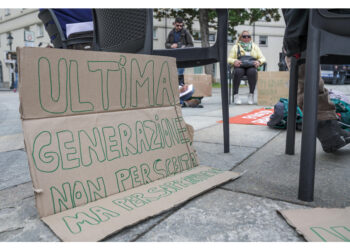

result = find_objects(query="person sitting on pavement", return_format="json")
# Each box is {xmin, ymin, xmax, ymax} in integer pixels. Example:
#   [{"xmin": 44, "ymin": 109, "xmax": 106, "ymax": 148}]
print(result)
[
  {"xmin": 178, "ymin": 80, "xmax": 203, "ymax": 108},
  {"xmin": 228, "ymin": 30, "xmax": 266, "ymax": 105},
  {"xmin": 283, "ymin": 9, "xmax": 350, "ymax": 153}
]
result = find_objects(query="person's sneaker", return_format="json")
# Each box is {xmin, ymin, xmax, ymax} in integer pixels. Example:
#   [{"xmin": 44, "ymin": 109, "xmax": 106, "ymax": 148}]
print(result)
[
  {"xmin": 234, "ymin": 94, "xmax": 242, "ymax": 105},
  {"xmin": 247, "ymin": 93, "xmax": 254, "ymax": 105},
  {"xmin": 317, "ymin": 120, "xmax": 350, "ymax": 153}
]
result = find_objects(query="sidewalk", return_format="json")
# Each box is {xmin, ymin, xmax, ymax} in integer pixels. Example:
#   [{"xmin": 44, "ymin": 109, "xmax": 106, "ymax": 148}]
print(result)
[{"xmin": 0, "ymin": 85, "xmax": 350, "ymax": 242}]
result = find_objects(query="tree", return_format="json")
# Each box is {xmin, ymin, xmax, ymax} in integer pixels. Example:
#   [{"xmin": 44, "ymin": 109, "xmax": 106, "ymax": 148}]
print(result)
[{"xmin": 154, "ymin": 9, "xmax": 281, "ymax": 79}]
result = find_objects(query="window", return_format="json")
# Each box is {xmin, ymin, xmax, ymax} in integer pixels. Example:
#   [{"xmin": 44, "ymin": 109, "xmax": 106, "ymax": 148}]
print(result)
[
  {"xmin": 153, "ymin": 27, "xmax": 157, "ymax": 39},
  {"xmin": 5, "ymin": 9, "xmax": 10, "ymax": 16},
  {"xmin": 37, "ymin": 24, "xmax": 44, "ymax": 38},
  {"xmin": 193, "ymin": 31, "xmax": 201, "ymax": 41},
  {"xmin": 259, "ymin": 36, "xmax": 268, "ymax": 47},
  {"xmin": 194, "ymin": 66, "xmax": 203, "ymax": 74},
  {"xmin": 227, "ymin": 35, "xmax": 234, "ymax": 43},
  {"xmin": 208, "ymin": 33, "xmax": 216, "ymax": 42},
  {"xmin": 192, "ymin": 32, "xmax": 216, "ymax": 42}
]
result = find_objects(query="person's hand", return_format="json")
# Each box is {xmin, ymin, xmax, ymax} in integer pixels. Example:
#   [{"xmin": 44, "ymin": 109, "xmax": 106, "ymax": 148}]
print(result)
[
  {"xmin": 171, "ymin": 43, "xmax": 178, "ymax": 49},
  {"xmin": 180, "ymin": 85, "xmax": 188, "ymax": 93},
  {"xmin": 233, "ymin": 60, "xmax": 242, "ymax": 67},
  {"xmin": 254, "ymin": 61, "xmax": 260, "ymax": 68}
]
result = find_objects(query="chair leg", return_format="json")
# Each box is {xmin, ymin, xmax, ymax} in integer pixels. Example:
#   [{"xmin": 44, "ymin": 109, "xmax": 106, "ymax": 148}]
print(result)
[
  {"xmin": 298, "ymin": 27, "xmax": 321, "ymax": 202},
  {"xmin": 285, "ymin": 57, "xmax": 299, "ymax": 155},
  {"xmin": 217, "ymin": 9, "xmax": 229, "ymax": 153},
  {"xmin": 220, "ymin": 61, "xmax": 230, "ymax": 153}
]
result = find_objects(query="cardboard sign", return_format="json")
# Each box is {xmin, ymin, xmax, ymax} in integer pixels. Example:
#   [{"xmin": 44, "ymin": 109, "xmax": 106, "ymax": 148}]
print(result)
[
  {"xmin": 18, "ymin": 47, "xmax": 239, "ymax": 241},
  {"xmin": 279, "ymin": 207, "xmax": 350, "ymax": 242},
  {"xmin": 184, "ymin": 74, "xmax": 212, "ymax": 97},
  {"xmin": 257, "ymin": 71, "xmax": 289, "ymax": 106},
  {"xmin": 217, "ymin": 108, "xmax": 274, "ymax": 126},
  {"xmin": 43, "ymin": 165, "xmax": 239, "ymax": 241}
]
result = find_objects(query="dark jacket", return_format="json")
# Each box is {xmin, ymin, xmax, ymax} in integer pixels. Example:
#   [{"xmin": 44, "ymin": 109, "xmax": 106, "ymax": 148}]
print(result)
[
  {"xmin": 165, "ymin": 28, "xmax": 194, "ymax": 49},
  {"xmin": 282, "ymin": 9, "xmax": 309, "ymax": 57},
  {"xmin": 282, "ymin": 9, "xmax": 350, "ymax": 57}
]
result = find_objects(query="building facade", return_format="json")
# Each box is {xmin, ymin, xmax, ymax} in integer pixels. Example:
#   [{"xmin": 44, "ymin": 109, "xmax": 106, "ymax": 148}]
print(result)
[{"xmin": 0, "ymin": 8, "xmax": 285, "ymax": 87}]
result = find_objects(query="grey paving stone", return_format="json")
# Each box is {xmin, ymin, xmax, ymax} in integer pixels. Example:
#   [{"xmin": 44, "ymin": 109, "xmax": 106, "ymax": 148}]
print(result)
[
  {"xmin": 194, "ymin": 123, "xmax": 281, "ymax": 148},
  {"xmin": 0, "ymin": 197, "xmax": 59, "ymax": 242},
  {"xmin": 0, "ymin": 133, "xmax": 24, "ymax": 153},
  {"xmin": 224, "ymin": 131, "xmax": 350, "ymax": 208},
  {"xmin": 105, "ymin": 210, "xmax": 174, "ymax": 242},
  {"xmin": 0, "ymin": 122, "xmax": 23, "ymax": 137},
  {"xmin": 193, "ymin": 141, "xmax": 257, "ymax": 171},
  {"xmin": 183, "ymin": 116, "xmax": 221, "ymax": 131},
  {"xmin": 0, "ymin": 182, "xmax": 176, "ymax": 242},
  {"xmin": 0, "ymin": 150, "xmax": 31, "ymax": 191},
  {"xmin": 204, "ymin": 105, "xmax": 264, "ymax": 119},
  {"xmin": 136, "ymin": 189, "xmax": 306, "ymax": 242},
  {"xmin": 0, "ymin": 93, "xmax": 22, "ymax": 137},
  {"xmin": 0, "ymin": 182, "xmax": 34, "ymax": 209}
]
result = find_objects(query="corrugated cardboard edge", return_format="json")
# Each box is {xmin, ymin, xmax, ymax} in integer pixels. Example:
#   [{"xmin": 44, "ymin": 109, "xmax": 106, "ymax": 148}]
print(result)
[
  {"xmin": 42, "ymin": 166, "xmax": 241, "ymax": 242},
  {"xmin": 278, "ymin": 207, "xmax": 350, "ymax": 242},
  {"xmin": 277, "ymin": 209, "xmax": 308, "ymax": 241}
]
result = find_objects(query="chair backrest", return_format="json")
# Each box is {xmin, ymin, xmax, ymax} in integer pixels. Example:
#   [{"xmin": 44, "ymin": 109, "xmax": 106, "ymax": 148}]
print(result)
[
  {"xmin": 92, "ymin": 9, "xmax": 227, "ymax": 68},
  {"xmin": 38, "ymin": 9, "xmax": 67, "ymax": 48},
  {"xmin": 152, "ymin": 9, "xmax": 228, "ymax": 69},
  {"xmin": 92, "ymin": 9, "xmax": 153, "ymax": 54},
  {"xmin": 309, "ymin": 9, "xmax": 350, "ymax": 63},
  {"xmin": 312, "ymin": 9, "xmax": 350, "ymax": 37}
]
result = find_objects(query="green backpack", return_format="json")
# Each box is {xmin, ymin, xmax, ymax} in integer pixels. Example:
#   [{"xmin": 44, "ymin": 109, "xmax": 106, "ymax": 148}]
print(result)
[
  {"xmin": 267, "ymin": 98, "xmax": 303, "ymax": 130},
  {"xmin": 331, "ymin": 98, "xmax": 350, "ymax": 131},
  {"xmin": 268, "ymin": 98, "xmax": 350, "ymax": 131}
]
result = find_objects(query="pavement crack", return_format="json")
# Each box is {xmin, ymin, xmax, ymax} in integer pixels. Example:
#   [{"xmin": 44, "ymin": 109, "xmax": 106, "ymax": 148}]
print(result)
[
  {"xmin": 22, "ymin": 195, "xmax": 34, "ymax": 201},
  {"xmin": 131, "ymin": 203, "xmax": 187, "ymax": 242},
  {"xmin": 0, "ymin": 227, "xmax": 24, "ymax": 235},
  {"xmin": 218, "ymin": 188, "xmax": 315, "ymax": 208},
  {"xmin": 230, "ymin": 131, "xmax": 282, "ymax": 171},
  {"xmin": 0, "ymin": 206, "xmax": 16, "ymax": 214}
]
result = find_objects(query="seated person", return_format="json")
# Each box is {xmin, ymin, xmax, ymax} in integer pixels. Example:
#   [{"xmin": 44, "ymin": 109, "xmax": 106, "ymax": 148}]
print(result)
[
  {"xmin": 283, "ymin": 9, "xmax": 350, "ymax": 153},
  {"xmin": 178, "ymin": 77, "xmax": 203, "ymax": 108},
  {"xmin": 228, "ymin": 30, "xmax": 266, "ymax": 105}
]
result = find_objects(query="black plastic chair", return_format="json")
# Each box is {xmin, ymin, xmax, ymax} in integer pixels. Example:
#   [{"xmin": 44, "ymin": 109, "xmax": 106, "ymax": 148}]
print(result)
[
  {"xmin": 92, "ymin": 9, "xmax": 230, "ymax": 153},
  {"xmin": 38, "ymin": 9, "xmax": 93, "ymax": 49},
  {"xmin": 285, "ymin": 9, "xmax": 350, "ymax": 202},
  {"xmin": 92, "ymin": 9, "xmax": 153, "ymax": 54}
]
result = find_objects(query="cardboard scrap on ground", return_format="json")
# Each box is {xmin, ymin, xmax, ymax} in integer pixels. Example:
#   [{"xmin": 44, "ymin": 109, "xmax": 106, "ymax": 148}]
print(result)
[
  {"xmin": 257, "ymin": 71, "xmax": 289, "ymax": 106},
  {"xmin": 184, "ymin": 74, "xmax": 212, "ymax": 97},
  {"xmin": 217, "ymin": 108, "xmax": 274, "ymax": 126},
  {"xmin": 279, "ymin": 207, "xmax": 350, "ymax": 242},
  {"xmin": 18, "ymin": 47, "xmax": 239, "ymax": 241}
]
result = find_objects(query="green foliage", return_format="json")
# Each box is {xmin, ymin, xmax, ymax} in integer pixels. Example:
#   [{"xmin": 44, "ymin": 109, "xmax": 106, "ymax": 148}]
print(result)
[{"xmin": 154, "ymin": 8, "xmax": 281, "ymax": 41}]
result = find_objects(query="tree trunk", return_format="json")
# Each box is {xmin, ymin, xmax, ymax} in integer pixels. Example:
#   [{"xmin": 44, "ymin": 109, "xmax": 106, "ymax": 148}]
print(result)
[{"xmin": 199, "ymin": 9, "xmax": 214, "ymax": 82}]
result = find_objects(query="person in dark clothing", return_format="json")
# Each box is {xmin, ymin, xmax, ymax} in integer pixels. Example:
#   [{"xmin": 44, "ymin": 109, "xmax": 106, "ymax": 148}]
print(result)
[
  {"xmin": 165, "ymin": 17, "xmax": 194, "ymax": 84},
  {"xmin": 165, "ymin": 17, "xmax": 194, "ymax": 50},
  {"xmin": 282, "ymin": 9, "xmax": 350, "ymax": 153},
  {"xmin": 165, "ymin": 17, "xmax": 202, "ymax": 108}
]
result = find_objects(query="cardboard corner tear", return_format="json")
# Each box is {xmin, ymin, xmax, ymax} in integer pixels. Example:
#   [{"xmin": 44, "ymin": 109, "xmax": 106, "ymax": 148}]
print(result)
[{"xmin": 18, "ymin": 47, "xmax": 240, "ymax": 241}]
